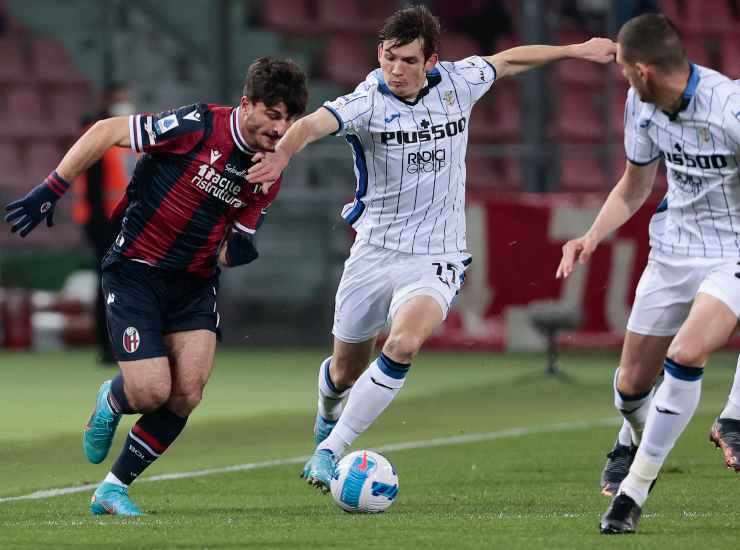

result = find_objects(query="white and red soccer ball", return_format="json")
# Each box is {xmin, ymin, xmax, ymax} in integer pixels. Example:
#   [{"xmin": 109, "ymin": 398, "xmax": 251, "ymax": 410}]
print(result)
[{"xmin": 330, "ymin": 450, "xmax": 399, "ymax": 513}]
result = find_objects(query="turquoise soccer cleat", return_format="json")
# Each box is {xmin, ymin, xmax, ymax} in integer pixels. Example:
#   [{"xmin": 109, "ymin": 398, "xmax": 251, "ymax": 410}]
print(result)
[
  {"xmin": 90, "ymin": 482, "xmax": 143, "ymax": 516},
  {"xmin": 305, "ymin": 448, "xmax": 337, "ymax": 492},
  {"xmin": 300, "ymin": 415, "xmax": 338, "ymax": 478},
  {"xmin": 83, "ymin": 380, "xmax": 121, "ymax": 464}
]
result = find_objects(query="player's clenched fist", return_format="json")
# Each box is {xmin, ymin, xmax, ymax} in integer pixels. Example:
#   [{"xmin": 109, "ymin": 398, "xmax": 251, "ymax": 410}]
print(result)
[{"xmin": 556, "ymin": 233, "xmax": 600, "ymax": 279}]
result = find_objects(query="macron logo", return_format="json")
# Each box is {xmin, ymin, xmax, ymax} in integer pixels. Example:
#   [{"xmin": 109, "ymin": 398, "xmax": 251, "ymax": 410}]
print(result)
[{"xmin": 210, "ymin": 149, "xmax": 222, "ymax": 165}]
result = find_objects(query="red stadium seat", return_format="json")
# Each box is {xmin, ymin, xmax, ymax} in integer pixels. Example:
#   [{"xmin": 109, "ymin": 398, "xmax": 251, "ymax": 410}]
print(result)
[
  {"xmin": 323, "ymin": 35, "xmax": 375, "ymax": 88},
  {"xmin": 5, "ymin": 86, "xmax": 44, "ymax": 138},
  {"xmin": 261, "ymin": 0, "xmax": 316, "ymax": 34},
  {"xmin": 469, "ymin": 84, "xmax": 521, "ymax": 143},
  {"xmin": 439, "ymin": 32, "xmax": 480, "ymax": 62},
  {"xmin": 682, "ymin": 0, "xmax": 738, "ymax": 36},
  {"xmin": 0, "ymin": 140, "xmax": 24, "ymax": 190},
  {"xmin": 25, "ymin": 141, "xmax": 62, "ymax": 185},
  {"xmin": 554, "ymin": 58, "xmax": 608, "ymax": 88},
  {"xmin": 559, "ymin": 154, "xmax": 607, "ymax": 192},
  {"xmin": 316, "ymin": 0, "xmax": 377, "ymax": 33},
  {"xmin": 30, "ymin": 38, "xmax": 86, "ymax": 84},
  {"xmin": 550, "ymin": 90, "xmax": 603, "ymax": 142},
  {"xmin": 47, "ymin": 85, "xmax": 91, "ymax": 136},
  {"xmin": 683, "ymin": 37, "xmax": 713, "ymax": 68},
  {"xmin": 0, "ymin": 37, "xmax": 29, "ymax": 83},
  {"xmin": 721, "ymin": 36, "xmax": 740, "ymax": 79},
  {"xmin": 465, "ymin": 153, "xmax": 498, "ymax": 188}
]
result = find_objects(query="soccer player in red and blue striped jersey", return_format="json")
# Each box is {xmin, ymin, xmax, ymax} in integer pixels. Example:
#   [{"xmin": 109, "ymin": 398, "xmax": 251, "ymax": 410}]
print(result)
[{"xmin": 4, "ymin": 57, "xmax": 308, "ymax": 515}]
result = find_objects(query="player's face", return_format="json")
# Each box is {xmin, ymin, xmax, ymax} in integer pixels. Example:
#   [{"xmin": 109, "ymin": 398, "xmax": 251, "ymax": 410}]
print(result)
[
  {"xmin": 378, "ymin": 39, "xmax": 438, "ymax": 99},
  {"xmin": 616, "ymin": 44, "xmax": 655, "ymax": 102},
  {"xmin": 239, "ymin": 98, "xmax": 293, "ymax": 151}
]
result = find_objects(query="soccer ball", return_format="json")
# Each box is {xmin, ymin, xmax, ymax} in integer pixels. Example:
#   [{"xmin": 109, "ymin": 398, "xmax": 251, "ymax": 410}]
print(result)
[{"xmin": 330, "ymin": 450, "xmax": 399, "ymax": 513}]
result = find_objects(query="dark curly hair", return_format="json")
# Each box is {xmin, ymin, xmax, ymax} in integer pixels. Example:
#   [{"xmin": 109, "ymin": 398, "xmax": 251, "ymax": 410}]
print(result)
[
  {"xmin": 243, "ymin": 57, "xmax": 308, "ymax": 118},
  {"xmin": 378, "ymin": 4, "xmax": 441, "ymax": 61}
]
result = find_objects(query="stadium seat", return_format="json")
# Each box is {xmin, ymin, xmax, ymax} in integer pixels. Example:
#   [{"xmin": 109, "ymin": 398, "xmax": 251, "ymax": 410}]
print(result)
[
  {"xmin": 721, "ymin": 36, "xmax": 740, "ymax": 79},
  {"xmin": 47, "ymin": 84, "xmax": 91, "ymax": 136},
  {"xmin": 316, "ymin": 0, "xmax": 377, "ymax": 34},
  {"xmin": 559, "ymin": 154, "xmax": 607, "ymax": 191},
  {"xmin": 0, "ymin": 139, "xmax": 24, "ymax": 190},
  {"xmin": 554, "ymin": 58, "xmax": 607, "ymax": 88},
  {"xmin": 465, "ymin": 153, "xmax": 498, "ymax": 188},
  {"xmin": 5, "ymin": 86, "xmax": 44, "ymax": 138},
  {"xmin": 261, "ymin": 0, "xmax": 316, "ymax": 34},
  {"xmin": 469, "ymin": 84, "xmax": 521, "ymax": 143},
  {"xmin": 323, "ymin": 35, "xmax": 375, "ymax": 88},
  {"xmin": 30, "ymin": 38, "xmax": 86, "ymax": 84},
  {"xmin": 682, "ymin": 0, "xmax": 738, "ymax": 36},
  {"xmin": 683, "ymin": 37, "xmax": 712, "ymax": 68},
  {"xmin": 0, "ymin": 37, "xmax": 29, "ymax": 83},
  {"xmin": 550, "ymin": 90, "xmax": 603, "ymax": 142},
  {"xmin": 26, "ymin": 141, "xmax": 62, "ymax": 185},
  {"xmin": 439, "ymin": 32, "xmax": 480, "ymax": 62}
]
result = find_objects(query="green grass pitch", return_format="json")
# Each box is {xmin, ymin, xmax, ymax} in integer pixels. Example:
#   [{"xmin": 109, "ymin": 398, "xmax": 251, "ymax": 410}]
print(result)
[{"xmin": 1, "ymin": 349, "xmax": 738, "ymax": 548}]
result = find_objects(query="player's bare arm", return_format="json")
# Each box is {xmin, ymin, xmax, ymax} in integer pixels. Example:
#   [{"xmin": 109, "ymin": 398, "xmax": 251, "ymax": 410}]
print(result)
[
  {"xmin": 56, "ymin": 117, "xmax": 131, "ymax": 181},
  {"xmin": 485, "ymin": 38, "xmax": 616, "ymax": 80},
  {"xmin": 5, "ymin": 116, "xmax": 130, "ymax": 237},
  {"xmin": 246, "ymin": 107, "xmax": 339, "ymax": 187},
  {"xmin": 556, "ymin": 159, "xmax": 658, "ymax": 279}
]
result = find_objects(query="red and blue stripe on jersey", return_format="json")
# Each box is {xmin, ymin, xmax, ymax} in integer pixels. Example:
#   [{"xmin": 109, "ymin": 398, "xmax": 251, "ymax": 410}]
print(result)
[{"xmin": 103, "ymin": 103, "xmax": 280, "ymax": 278}]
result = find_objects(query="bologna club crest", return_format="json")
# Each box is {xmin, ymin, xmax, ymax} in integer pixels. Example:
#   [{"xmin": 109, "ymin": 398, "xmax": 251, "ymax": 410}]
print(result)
[{"xmin": 123, "ymin": 326, "xmax": 141, "ymax": 353}]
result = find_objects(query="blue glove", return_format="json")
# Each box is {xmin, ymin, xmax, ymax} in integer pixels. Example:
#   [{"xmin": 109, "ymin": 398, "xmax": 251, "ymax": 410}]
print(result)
[{"xmin": 5, "ymin": 171, "xmax": 70, "ymax": 237}]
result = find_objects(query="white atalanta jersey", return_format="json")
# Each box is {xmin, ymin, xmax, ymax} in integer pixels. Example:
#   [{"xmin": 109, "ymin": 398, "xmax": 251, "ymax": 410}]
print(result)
[
  {"xmin": 323, "ymin": 56, "xmax": 496, "ymax": 255},
  {"xmin": 624, "ymin": 64, "xmax": 740, "ymax": 258}
]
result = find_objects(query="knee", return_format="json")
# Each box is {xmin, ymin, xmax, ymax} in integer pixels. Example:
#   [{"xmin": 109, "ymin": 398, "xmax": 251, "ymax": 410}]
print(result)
[
  {"xmin": 616, "ymin": 363, "xmax": 656, "ymax": 396},
  {"xmin": 128, "ymin": 382, "xmax": 170, "ymax": 414},
  {"xmin": 330, "ymin": 358, "xmax": 364, "ymax": 390},
  {"xmin": 167, "ymin": 385, "xmax": 204, "ymax": 416},
  {"xmin": 667, "ymin": 339, "xmax": 707, "ymax": 368},
  {"xmin": 383, "ymin": 331, "xmax": 423, "ymax": 364}
]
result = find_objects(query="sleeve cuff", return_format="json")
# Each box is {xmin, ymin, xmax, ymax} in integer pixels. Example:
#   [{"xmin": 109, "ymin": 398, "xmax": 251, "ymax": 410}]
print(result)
[
  {"xmin": 625, "ymin": 155, "xmax": 660, "ymax": 166},
  {"xmin": 321, "ymin": 104, "xmax": 344, "ymax": 135}
]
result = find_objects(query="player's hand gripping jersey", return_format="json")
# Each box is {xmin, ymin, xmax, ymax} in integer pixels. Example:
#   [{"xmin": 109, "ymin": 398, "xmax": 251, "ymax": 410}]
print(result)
[
  {"xmin": 624, "ymin": 64, "xmax": 740, "ymax": 258},
  {"xmin": 105, "ymin": 103, "xmax": 280, "ymax": 277},
  {"xmin": 323, "ymin": 56, "xmax": 496, "ymax": 255}
]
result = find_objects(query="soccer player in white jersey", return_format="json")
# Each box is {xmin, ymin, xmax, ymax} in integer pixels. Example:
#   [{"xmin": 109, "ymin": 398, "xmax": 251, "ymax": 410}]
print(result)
[
  {"xmin": 556, "ymin": 14, "xmax": 740, "ymax": 534},
  {"xmin": 247, "ymin": 5, "xmax": 616, "ymax": 490}
]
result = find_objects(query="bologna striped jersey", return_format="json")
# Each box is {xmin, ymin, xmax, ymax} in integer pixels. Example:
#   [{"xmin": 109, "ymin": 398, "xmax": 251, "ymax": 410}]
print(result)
[
  {"xmin": 102, "ymin": 103, "xmax": 280, "ymax": 278},
  {"xmin": 323, "ymin": 56, "xmax": 496, "ymax": 255},
  {"xmin": 624, "ymin": 64, "xmax": 740, "ymax": 258}
]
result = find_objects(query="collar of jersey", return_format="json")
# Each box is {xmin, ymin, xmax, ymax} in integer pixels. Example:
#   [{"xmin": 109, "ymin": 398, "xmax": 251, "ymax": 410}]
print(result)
[
  {"xmin": 230, "ymin": 106, "xmax": 255, "ymax": 154},
  {"xmin": 665, "ymin": 62, "xmax": 699, "ymax": 121},
  {"xmin": 374, "ymin": 68, "xmax": 442, "ymax": 106}
]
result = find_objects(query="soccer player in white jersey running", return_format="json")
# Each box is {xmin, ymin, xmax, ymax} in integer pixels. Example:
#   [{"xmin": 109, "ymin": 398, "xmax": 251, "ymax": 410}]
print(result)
[
  {"xmin": 556, "ymin": 14, "xmax": 740, "ymax": 534},
  {"xmin": 247, "ymin": 5, "xmax": 616, "ymax": 491}
]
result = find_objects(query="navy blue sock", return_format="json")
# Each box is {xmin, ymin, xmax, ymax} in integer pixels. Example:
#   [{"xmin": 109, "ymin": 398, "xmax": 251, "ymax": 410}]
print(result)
[
  {"xmin": 111, "ymin": 407, "xmax": 188, "ymax": 485},
  {"xmin": 107, "ymin": 375, "xmax": 134, "ymax": 414}
]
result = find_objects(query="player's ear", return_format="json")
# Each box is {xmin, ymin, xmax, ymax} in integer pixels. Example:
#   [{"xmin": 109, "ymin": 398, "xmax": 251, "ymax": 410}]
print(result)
[
  {"xmin": 634, "ymin": 62, "xmax": 649, "ymax": 83},
  {"xmin": 377, "ymin": 43, "xmax": 384, "ymax": 64},
  {"xmin": 240, "ymin": 96, "xmax": 251, "ymax": 111},
  {"xmin": 424, "ymin": 53, "xmax": 438, "ymax": 71}
]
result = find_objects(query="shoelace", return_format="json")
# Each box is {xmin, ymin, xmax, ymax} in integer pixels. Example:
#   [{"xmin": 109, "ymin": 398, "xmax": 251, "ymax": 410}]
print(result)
[{"xmin": 604, "ymin": 447, "xmax": 634, "ymax": 476}]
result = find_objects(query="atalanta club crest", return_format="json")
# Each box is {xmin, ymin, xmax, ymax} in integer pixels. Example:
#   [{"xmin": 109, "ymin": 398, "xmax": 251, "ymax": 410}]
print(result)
[{"xmin": 123, "ymin": 326, "xmax": 140, "ymax": 353}]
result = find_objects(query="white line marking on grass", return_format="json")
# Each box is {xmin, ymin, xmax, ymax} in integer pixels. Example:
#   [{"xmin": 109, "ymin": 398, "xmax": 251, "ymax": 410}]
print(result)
[{"xmin": 0, "ymin": 417, "xmax": 619, "ymax": 504}]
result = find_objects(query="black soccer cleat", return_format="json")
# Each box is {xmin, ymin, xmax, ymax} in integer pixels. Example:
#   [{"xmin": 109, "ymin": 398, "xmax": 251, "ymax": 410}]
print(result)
[
  {"xmin": 600, "ymin": 442, "xmax": 637, "ymax": 496},
  {"xmin": 600, "ymin": 493, "xmax": 642, "ymax": 534},
  {"xmin": 709, "ymin": 417, "xmax": 740, "ymax": 472}
]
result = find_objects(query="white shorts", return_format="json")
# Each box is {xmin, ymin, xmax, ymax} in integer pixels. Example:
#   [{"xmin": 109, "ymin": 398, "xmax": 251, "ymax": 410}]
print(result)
[
  {"xmin": 626, "ymin": 249, "xmax": 740, "ymax": 337},
  {"xmin": 332, "ymin": 240, "xmax": 471, "ymax": 343}
]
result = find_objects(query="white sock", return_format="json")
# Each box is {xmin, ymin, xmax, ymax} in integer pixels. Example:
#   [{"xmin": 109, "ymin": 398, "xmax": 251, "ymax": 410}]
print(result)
[
  {"xmin": 104, "ymin": 471, "xmax": 128, "ymax": 488},
  {"xmin": 318, "ymin": 354, "xmax": 409, "ymax": 457},
  {"xmin": 617, "ymin": 419, "xmax": 633, "ymax": 447},
  {"xmin": 720, "ymin": 355, "xmax": 740, "ymax": 420},
  {"xmin": 613, "ymin": 368, "xmax": 653, "ymax": 446},
  {"xmin": 317, "ymin": 357, "xmax": 349, "ymax": 422},
  {"xmin": 621, "ymin": 361, "xmax": 702, "ymax": 506}
]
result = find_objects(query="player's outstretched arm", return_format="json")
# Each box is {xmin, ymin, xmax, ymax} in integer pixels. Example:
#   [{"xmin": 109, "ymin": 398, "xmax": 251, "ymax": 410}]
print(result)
[
  {"xmin": 4, "ymin": 117, "xmax": 131, "ymax": 237},
  {"xmin": 484, "ymin": 38, "xmax": 616, "ymax": 81},
  {"xmin": 246, "ymin": 107, "xmax": 339, "ymax": 190},
  {"xmin": 556, "ymin": 159, "xmax": 658, "ymax": 279}
]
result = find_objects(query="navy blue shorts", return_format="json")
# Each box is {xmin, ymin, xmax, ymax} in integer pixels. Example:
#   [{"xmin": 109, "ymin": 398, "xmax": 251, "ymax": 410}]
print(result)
[{"xmin": 101, "ymin": 259, "xmax": 220, "ymax": 361}]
